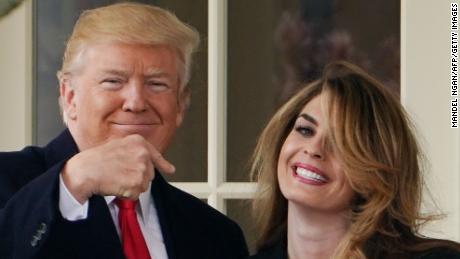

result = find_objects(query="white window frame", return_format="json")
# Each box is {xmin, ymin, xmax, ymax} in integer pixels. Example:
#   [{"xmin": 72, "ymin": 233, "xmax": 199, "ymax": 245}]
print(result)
[{"xmin": 170, "ymin": 0, "xmax": 257, "ymax": 214}]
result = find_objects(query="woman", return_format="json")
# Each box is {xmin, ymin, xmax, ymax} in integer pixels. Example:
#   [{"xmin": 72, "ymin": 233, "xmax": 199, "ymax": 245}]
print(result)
[{"xmin": 249, "ymin": 61, "xmax": 460, "ymax": 259}]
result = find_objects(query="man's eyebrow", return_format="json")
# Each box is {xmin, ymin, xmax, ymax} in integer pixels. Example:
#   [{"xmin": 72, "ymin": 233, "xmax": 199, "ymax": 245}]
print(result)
[
  {"xmin": 100, "ymin": 69, "xmax": 173, "ymax": 80},
  {"xmin": 101, "ymin": 69, "xmax": 129, "ymax": 77},
  {"xmin": 298, "ymin": 113, "xmax": 318, "ymax": 126},
  {"xmin": 144, "ymin": 68, "xmax": 172, "ymax": 79}
]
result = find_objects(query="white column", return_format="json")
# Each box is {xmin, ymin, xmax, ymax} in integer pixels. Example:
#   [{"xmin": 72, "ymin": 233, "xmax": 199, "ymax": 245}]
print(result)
[
  {"xmin": 208, "ymin": 0, "xmax": 228, "ymax": 212},
  {"xmin": 402, "ymin": 0, "xmax": 460, "ymax": 241},
  {"xmin": 0, "ymin": 0, "xmax": 33, "ymax": 150}
]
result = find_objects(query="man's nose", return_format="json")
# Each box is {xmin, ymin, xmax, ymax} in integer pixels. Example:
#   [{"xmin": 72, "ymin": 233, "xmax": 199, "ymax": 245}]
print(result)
[{"xmin": 122, "ymin": 81, "xmax": 147, "ymax": 113}]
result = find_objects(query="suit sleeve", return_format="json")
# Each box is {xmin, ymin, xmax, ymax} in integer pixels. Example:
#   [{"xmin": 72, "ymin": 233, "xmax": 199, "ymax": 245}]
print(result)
[{"xmin": 0, "ymin": 160, "xmax": 67, "ymax": 259}]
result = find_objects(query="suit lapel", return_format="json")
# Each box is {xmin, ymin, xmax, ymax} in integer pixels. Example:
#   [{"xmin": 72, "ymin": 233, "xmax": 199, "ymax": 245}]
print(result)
[
  {"xmin": 86, "ymin": 196, "xmax": 124, "ymax": 258},
  {"xmin": 152, "ymin": 173, "xmax": 212, "ymax": 259},
  {"xmin": 63, "ymin": 196, "xmax": 124, "ymax": 259},
  {"xmin": 152, "ymin": 173, "xmax": 177, "ymax": 259}
]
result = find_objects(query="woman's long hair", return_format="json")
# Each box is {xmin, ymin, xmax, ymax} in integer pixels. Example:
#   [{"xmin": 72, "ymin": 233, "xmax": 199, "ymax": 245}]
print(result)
[{"xmin": 251, "ymin": 61, "xmax": 460, "ymax": 258}]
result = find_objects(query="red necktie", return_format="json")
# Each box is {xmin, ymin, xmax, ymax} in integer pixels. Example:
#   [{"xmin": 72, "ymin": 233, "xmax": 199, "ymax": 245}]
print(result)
[{"xmin": 115, "ymin": 198, "xmax": 151, "ymax": 259}]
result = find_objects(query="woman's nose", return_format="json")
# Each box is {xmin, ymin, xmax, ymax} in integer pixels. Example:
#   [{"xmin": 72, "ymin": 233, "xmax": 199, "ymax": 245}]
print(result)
[{"xmin": 303, "ymin": 136, "xmax": 325, "ymax": 160}]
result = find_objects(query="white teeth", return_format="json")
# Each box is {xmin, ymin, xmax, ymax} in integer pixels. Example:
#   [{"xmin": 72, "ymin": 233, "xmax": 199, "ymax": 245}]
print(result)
[{"xmin": 295, "ymin": 167, "xmax": 327, "ymax": 182}]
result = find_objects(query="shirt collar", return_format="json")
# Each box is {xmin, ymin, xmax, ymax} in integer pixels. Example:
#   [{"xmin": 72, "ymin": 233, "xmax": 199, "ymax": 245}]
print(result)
[{"xmin": 104, "ymin": 181, "xmax": 152, "ymax": 222}]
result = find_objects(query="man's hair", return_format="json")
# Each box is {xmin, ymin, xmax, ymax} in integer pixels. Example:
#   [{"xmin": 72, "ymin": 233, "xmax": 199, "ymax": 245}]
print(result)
[{"xmin": 57, "ymin": 2, "xmax": 199, "ymax": 102}]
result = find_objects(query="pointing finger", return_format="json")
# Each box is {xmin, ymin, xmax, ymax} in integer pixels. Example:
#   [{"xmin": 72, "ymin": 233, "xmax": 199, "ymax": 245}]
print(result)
[{"xmin": 145, "ymin": 142, "xmax": 175, "ymax": 174}]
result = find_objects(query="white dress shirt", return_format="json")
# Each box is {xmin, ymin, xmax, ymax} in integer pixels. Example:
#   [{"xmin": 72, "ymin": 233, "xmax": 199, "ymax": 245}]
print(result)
[{"xmin": 59, "ymin": 175, "xmax": 168, "ymax": 259}]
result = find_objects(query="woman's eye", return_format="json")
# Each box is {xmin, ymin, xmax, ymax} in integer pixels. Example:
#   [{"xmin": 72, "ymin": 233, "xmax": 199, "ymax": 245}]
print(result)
[{"xmin": 295, "ymin": 126, "xmax": 314, "ymax": 137}]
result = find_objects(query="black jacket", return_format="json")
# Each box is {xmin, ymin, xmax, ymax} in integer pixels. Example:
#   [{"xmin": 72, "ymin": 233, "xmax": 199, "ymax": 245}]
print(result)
[
  {"xmin": 248, "ymin": 240, "xmax": 460, "ymax": 259},
  {"xmin": 0, "ymin": 129, "xmax": 249, "ymax": 259}
]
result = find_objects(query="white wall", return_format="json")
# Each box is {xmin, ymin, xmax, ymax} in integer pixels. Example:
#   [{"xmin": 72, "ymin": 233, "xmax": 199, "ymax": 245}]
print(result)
[
  {"xmin": 0, "ymin": 0, "xmax": 32, "ymax": 150},
  {"xmin": 402, "ymin": 0, "xmax": 460, "ymax": 241}
]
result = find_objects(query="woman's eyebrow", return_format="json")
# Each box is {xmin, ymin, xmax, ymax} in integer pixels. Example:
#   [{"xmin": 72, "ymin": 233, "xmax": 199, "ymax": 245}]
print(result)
[{"xmin": 298, "ymin": 113, "xmax": 318, "ymax": 126}]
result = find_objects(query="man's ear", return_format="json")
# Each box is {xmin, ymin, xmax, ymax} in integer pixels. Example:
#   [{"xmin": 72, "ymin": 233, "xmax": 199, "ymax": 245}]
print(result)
[
  {"xmin": 176, "ymin": 88, "xmax": 190, "ymax": 127},
  {"xmin": 59, "ymin": 77, "xmax": 77, "ymax": 121},
  {"xmin": 176, "ymin": 110, "xmax": 184, "ymax": 127}
]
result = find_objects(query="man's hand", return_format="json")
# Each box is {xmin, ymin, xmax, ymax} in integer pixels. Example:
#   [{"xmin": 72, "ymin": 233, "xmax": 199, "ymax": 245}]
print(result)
[{"xmin": 61, "ymin": 134, "xmax": 175, "ymax": 204}]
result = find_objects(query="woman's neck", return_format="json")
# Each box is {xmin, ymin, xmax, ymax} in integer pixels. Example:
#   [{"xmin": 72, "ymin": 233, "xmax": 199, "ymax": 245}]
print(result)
[{"xmin": 287, "ymin": 202, "xmax": 350, "ymax": 259}]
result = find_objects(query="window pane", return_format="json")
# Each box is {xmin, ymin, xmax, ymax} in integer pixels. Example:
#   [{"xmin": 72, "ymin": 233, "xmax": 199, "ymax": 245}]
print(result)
[
  {"xmin": 226, "ymin": 0, "xmax": 400, "ymax": 182},
  {"xmin": 226, "ymin": 199, "xmax": 256, "ymax": 254},
  {"xmin": 35, "ymin": 0, "xmax": 208, "ymax": 182},
  {"xmin": 157, "ymin": 0, "xmax": 208, "ymax": 182}
]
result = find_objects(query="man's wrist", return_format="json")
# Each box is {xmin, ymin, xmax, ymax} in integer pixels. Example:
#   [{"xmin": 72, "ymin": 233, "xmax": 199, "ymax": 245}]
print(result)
[
  {"xmin": 59, "ymin": 174, "xmax": 89, "ymax": 220},
  {"xmin": 61, "ymin": 158, "xmax": 92, "ymax": 204}
]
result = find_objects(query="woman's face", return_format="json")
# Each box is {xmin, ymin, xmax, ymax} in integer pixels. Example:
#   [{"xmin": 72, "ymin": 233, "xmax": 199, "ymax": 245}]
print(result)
[{"xmin": 277, "ymin": 94, "xmax": 354, "ymax": 213}]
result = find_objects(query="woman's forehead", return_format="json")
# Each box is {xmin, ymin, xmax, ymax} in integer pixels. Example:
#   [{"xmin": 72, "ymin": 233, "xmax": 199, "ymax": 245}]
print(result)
[{"xmin": 298, "ymin": 94, "xmax": 329, "ymax": 121}]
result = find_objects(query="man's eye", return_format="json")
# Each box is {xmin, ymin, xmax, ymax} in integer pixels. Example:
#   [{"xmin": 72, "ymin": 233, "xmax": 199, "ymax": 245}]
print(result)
[
  {"xmin": 103, "ymin": 78, "xmax": 122, "ymax": 84},
  {"xmin": 100, "ymin": 78, "xmax": 123, "ymax": 89},
  {"xmin": 295, "ymin": 126, "xmax": 314, "ymax": 137},
  {"xmin": 147, "ymin": 81, "xmax": 169, "ymax": 92}
]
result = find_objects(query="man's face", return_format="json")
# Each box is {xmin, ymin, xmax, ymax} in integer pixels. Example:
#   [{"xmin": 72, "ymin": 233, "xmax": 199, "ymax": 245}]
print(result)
[{"xmin": 61, "ymin": 42, "xmax": 184, "ymax": 152}]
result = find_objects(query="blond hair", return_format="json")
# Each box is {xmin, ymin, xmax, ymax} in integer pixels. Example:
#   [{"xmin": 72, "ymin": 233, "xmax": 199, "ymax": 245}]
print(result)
[
  {"xmin": 251, "ymin": 61, "xmax": 460, "ymax": 258},
  {"xmin": 57, "ymin": 2, "xmax": 199, "ymax": 98}
]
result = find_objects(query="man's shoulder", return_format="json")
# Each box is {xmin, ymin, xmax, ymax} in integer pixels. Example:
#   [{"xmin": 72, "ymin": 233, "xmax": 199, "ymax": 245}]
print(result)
[
  {"xmin": 0, "ymin": 145, "xmax": 46, "ymax": 171},
  {"xmin": 248, "ymin": 240, "xmax": 286, "ymax": 259},
  {"xmin": 0, "ymin": 145, "xmax": 50, "ymax": 210},
  {"xmin": 155, "ymin": 177, "xmax": 243, "ymax": 236},
  {"xmin": 0, "ymin": 129, "xmax": 76, "ymax": 170},
  {"xmin": 0, "ymin": 129, "xmax": 78, "ymax": 193},
  {"xmin": 156, "ymin": 178, "xmax": 249, "ymax": 258},
  {"xmin": 162, "ymin": 181, "xmax": 235, "ymax": 225}
]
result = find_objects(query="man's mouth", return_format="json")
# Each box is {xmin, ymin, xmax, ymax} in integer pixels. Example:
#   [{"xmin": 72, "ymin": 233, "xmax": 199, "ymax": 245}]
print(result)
[
  {"xmin": 113, "ymin": 122, "xmax": 157, "ymax": 126},
  {"xmin": 111, "ymin": 123, "xmax": 158, "ymax": 133}
]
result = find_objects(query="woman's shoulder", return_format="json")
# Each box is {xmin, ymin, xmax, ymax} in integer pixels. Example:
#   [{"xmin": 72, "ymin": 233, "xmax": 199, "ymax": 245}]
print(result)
[{"xmin": 417, "ymin": 247, "xmax": 460, "ymax": 259}]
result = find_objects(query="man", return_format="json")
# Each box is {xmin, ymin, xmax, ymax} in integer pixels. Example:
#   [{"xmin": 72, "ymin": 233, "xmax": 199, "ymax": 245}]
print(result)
[{"xmin": 0, "ymin": 3, "xmax": 248, "ymax": 259}]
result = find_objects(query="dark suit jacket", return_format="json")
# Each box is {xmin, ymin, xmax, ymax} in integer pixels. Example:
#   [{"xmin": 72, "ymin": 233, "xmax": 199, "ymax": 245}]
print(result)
[
  {"xmin": 247, "ymin": 241, "xmax": 286, "ymax": 259},
  {"xmin": 0, "ymin": 129, "xmax": 249, "ymax": 259}
]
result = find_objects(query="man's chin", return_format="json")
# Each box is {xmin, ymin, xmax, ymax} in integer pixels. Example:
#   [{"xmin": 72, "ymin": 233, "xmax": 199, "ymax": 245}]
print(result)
[{"xmin": 111, "ymin": 124, "xmax": 157, "ymax": 137}]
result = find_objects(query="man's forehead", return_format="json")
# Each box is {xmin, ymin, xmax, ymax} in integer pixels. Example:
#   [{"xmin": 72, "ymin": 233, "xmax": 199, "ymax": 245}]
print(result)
[
  {"xmin": 83, "ymin": 42, "xmax": 175, "ymax": 61},
  {"xmin": 78, "ymin": 43, "xmax": 179, "ymax": 78},
  {"xmin": 98, "ymin": 67, "xmax": 173, "ymax": 77}
]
